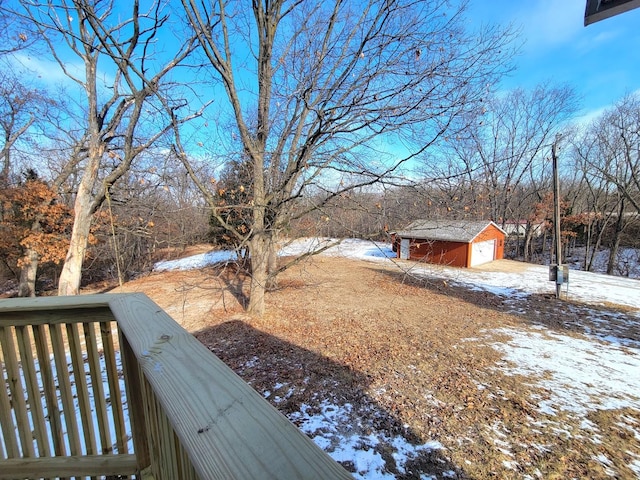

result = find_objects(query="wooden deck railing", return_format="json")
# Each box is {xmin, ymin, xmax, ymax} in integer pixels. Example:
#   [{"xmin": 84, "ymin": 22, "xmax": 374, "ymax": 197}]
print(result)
[{"xmin": 0, "ymin": 293, "xmax": 351, "ymax": 479}]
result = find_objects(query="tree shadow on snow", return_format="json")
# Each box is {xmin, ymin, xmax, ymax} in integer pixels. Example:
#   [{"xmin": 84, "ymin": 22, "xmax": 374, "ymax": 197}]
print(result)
[{"xmin": 193, "ymin": 320, "xmax": 467, "ymax": 480}]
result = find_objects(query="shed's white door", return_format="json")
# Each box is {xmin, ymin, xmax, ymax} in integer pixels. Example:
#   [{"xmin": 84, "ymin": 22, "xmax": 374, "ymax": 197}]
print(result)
[
  {"xmin": 400, "ymin": 239, "xmax": 410, "ymax": 260},
  {"xmin": 470, "ymin": 239, "xmax": 495, "ymax": 267}
]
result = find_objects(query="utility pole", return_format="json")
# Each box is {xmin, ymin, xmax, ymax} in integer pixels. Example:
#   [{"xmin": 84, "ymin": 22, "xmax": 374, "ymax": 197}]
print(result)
[{"xmin": 551, "ymin": 134, "xmax": 562, "ymax": 299}]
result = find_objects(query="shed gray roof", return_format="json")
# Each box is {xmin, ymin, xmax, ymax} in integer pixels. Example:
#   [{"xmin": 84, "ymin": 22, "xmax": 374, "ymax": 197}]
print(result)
[{"xmin": 394, "ymin": 219, "xmax": 505, "ymax": 243}]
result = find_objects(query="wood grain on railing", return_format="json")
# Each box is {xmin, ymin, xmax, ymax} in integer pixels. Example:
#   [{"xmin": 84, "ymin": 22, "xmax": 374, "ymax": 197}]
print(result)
[
  {"xmin": 0, "ymin": 296, "xmax": 136, "ymax": 479},
  {"xmin": 1, "ymin": 294, "xmax": 352, "ymax": 480},
  {"xmin": 0, "ymin": 454, "xmax": 138, "ymax": 477}
]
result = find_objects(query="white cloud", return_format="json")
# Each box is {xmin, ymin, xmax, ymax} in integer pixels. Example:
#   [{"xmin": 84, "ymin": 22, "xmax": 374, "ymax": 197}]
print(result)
[
  {"xmin": 9, "ymin": 52, "xmax": 118, "ymax": 95},
  {"xmin": 573, "ymin": 87, "xmax": 640, "ymax": 127},
  {"xmin": 10, "ymin": 52, "xmax": 85, "ymax": 85},
  {"xmin": 573, "ymin": 104, "xmax": 608, "ymax": 127},
  {"xmin": 517, "ymin": 0, "xmax": 584, "ymax": 49}
]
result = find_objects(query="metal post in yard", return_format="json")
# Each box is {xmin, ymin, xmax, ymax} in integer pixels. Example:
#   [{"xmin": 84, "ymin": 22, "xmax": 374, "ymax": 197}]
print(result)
[{"xmin": 552, "ymin": 134, "xmax": 562, "ymax": 299}]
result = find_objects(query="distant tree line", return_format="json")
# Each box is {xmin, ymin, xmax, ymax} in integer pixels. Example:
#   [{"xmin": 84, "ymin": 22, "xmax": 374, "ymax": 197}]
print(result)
[{"xmin": 0, "ymin": 1, "xmax": 638, "ymax": 312}]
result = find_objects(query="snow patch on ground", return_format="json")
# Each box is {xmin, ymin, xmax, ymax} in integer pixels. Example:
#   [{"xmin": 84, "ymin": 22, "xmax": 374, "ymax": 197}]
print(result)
[
  {"xmin": 289, "ymin": 400, "xmax": 443, "ymax": 480},
  {"xmin": 405, "ymin": 261, "xmax": 640, "ymax": 312},
  {"xmin": 485, "ymin": 326, "xmax": 640, "ymax": 476},
  {"xmin": 278, "ymin": 237, "xmax": 395, "ymax": 261},
  {"xmin": 489, "ymin": 327, "xmax": 640, "ymax": 416},
  {"xmin": 566, "ymin": 246, "xmax": 640, "ymax": 279},
  {"xmin": 154, "ymin": 250, "xmax": 237, "ymax": 271}
]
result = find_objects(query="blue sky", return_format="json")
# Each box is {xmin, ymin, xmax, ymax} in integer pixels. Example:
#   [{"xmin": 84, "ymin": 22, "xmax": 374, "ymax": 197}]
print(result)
[
  {"xmin": 12, "ymin": 0, "xmax": 640, "ymax": 148},
  {"xmin": 468, "ymin": 0, "xmax": 640, "ymax": 121},
  {"xmin": 17, "ymin": 0, "xmax": 639, "ymax": 122}
]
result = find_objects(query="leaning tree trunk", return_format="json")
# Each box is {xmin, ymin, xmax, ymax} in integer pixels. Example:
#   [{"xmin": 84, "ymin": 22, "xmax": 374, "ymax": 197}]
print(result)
[
  {"xmin": 58, "ymin": 201, "xmax": 93, "ymax": 295},
  {"xmin": 58, "ymin": 156, "xmax": 101, "ymax": 296},
  {"xmin": 587, "ymin": 216, "xmax": 609, "ymax": 272},
  {"xmin": 17, "ymin": 247, "xmax": 39, "ymax": 297},
  {"xmin": 58, "ymin": 129, "xmax": 103, "ymax": 295}
]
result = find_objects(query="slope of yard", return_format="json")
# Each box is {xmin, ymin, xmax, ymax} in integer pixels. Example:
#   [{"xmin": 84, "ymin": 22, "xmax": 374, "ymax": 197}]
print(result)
[{"xmin": 113, "ymin": 239, "xmax": 640, "ymax": 479}]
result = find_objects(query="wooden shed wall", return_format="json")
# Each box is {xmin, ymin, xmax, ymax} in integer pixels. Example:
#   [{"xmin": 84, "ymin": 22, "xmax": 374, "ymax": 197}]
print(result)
[
  {"xmin": 394, "ymin": 223, "xmax": 506, "ymax": 267},
  {"xmin": 407, "ymin": 239, "xmax": 469, "ymax": 267}
]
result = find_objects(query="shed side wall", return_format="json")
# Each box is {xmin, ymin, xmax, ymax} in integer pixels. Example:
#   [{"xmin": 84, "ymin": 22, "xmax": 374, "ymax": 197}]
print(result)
[{"xmin": 408, "ymin": 239, "xmax": 469, "ymax": 267}]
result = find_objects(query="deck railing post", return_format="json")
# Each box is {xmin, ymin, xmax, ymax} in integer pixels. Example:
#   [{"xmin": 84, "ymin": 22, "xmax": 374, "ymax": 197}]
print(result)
[{"xmin": 119, "ymin": 330, "xmax": 151, "ymax": 474}]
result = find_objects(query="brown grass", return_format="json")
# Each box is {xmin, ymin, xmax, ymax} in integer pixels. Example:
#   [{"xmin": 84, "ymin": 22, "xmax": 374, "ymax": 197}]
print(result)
[{"xmin": 108, "ymin": 254, "xmax": 640, "ymax": 479}]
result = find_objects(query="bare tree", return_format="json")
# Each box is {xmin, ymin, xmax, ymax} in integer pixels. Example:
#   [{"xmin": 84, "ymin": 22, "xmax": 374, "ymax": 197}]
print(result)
[
  {"xmin": 0, "ymin": 3, "xmax": 39, "ymax": 56},
  {"xmin": 8, "ymin": 0, "xmax": 198, "ymax": 295},
  {"xmin": 0, "ymin": 70, "xmax": 58, "ymax": 187},
  {"xmin": 585, "ymin": 94, "xmax": 640, "ymax": 215},
  {"xmin": 572, "ymin": 94, "xmax": 640, "ymax": 274},
  {"xmin": 79, "ymin": 152, "xmax": 209, "ymax": 285},
  {"xmin": 437, "ymin": 84, "xmax": 578, "ymax": 228},
  {"xmin": 569, "ymin": 135, "xmax": 612, "ymax": 271},
  {"xmin": 177, "ymin": 0, "xmax": 515, "ymax": 315}
]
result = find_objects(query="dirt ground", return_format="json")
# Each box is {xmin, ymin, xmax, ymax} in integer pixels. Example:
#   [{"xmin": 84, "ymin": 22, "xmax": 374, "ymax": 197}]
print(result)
[{"xmin": 111, "ymin": 252, "xmax": 640, "ymax": 479}]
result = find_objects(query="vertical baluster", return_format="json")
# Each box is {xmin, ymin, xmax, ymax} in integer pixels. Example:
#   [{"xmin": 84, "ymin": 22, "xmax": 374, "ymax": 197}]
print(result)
[
  {"xmin": 32, "ymin": 324, "xmax": 66, "ymax": 457},
  {"xmin": 100, "ymin": 321, "xmax": 127, "ymax": 454},
  {"xmin": 14, "ymin": 325, "xmax": 51, "ymax": 457},
  {"xmin": 160, "ymin": 410, "xmax": 180, "ymax": 479},
  {"xmin": 0, "ymin": 340, "xmax": 20, "ymax": 458},
  {"xmin": 66, "ymin": 322, "xmax": 97, "ymax": 456},
  {"xmin": 120, "ymin": 331, "xmax": 150, "ymax": 471},
  {"xmin": 49, "ymin": 323, "xmax": 81, "ymax": 455},
  {"xmin": 0, "ymin": 325, "xmax": 33, "ymax": 457},
  {"xmin": 141, "ymin": 376, "xmax": 163, "ymax": 479},
  {"xmin": 178, "ymin": 440, "xmax": 199, "ymax": 480},
  {"xmin": 83, "ymin": 322, "xmax": 111, "ymax": 454}
]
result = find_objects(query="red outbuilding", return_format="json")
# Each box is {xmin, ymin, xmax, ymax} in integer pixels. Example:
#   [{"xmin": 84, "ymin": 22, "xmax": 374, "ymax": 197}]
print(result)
[{"xmin": 391, "ymin": 219, "xmax": 506, "ymax": 268}]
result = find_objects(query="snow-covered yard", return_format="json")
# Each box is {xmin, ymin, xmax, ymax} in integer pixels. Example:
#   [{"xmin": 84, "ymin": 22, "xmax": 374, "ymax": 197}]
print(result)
[
  {"xmin": 156, "ymin": 237, "xmax": 640, "ymax": 312},
  {"xmin": 5, "ymin": 238, "xmax": 637, "ymax": 478},
  {"xmin": 274, "ymin": 237, "xmax": 640, "ymax": 312},
  {"xmin": 153, "ymin": 238, "xmax": 640, "ymax": 479}
]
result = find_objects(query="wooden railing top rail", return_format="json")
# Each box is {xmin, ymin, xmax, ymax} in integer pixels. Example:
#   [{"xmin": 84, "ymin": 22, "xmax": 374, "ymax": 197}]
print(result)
[
  {"xmin": 1, "ymin": 293, "xmax": 351, "ymax": 479},
  {"xmin": 0, "ymin": 293, "xmax": 114, "ymax": 312}
]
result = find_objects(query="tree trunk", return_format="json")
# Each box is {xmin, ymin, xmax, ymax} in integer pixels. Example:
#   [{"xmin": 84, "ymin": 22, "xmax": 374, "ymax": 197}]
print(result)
[
  {"xmin": 58, "ymin": 204, "xmax": 93, "ymax": 295},
  {"xmin": 58, "ymin": 117, "xmax": 103, "ymax": 295},
  {"xmin": 58, "ymin": 163, "xmax": 99, "ymax": 296},
  {"xmin": 607, "ymin": 206, "xmax": 625, "ymax": 275},
  {"xmin": 587, "ymin": 216, "xmax": 608, "ymax": 271},
  {"xmin": 247, "ymin": 234, "xmax": 269, "ymax": 316},
  {"xmin": 17, "ymin": 247, "xmax": 39, "ymax": 297},
  {"xmin": 266, "ymin": 235, "xmax": 279, "ymax": 291},
  {"xmin": 523, "ymin": 223, "xmax": 534, "ymax": 262},
  {"xmin": 607, "ymin": 235, "xmax": 621, "ymax": 276},
  {"xmin": 583, "ymin": 221, "xmax": 592, "ymax": 271}
]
